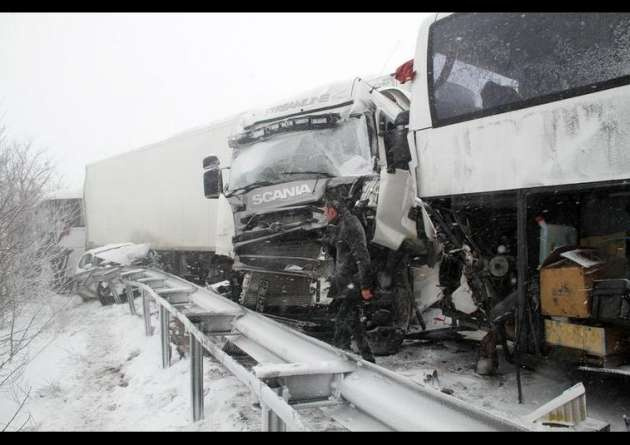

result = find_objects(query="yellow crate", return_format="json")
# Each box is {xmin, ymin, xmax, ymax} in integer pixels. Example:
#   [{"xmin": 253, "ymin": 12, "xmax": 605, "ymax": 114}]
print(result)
[
  {"xmin": 544, "ymin": 319, "xmax": 627, "ymax": 357},
  {"xmin": 540, "ymin": 264, "xmax": 602, "ymax": 318}
]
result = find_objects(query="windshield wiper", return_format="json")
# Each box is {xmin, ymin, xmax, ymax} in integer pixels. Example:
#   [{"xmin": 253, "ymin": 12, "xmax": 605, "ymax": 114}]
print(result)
[
  {"xmin": 230, "ymin": 113, "xmax": 341, "ymax": 148},
  {"xmin": 227, "ymin": 180, "xmax": 276, "ymax": 196}
]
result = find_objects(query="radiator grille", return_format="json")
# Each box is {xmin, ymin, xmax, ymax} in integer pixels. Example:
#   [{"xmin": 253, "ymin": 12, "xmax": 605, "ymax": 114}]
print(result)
[{"xmin": 240, "ymin": 271, "xmax": 313, "ymax": 308}]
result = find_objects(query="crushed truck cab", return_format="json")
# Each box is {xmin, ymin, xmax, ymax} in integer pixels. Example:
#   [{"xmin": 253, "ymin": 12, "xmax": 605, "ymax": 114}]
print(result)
[{"xmin": 203, "ymin": 76, "xmax": 432, "ymax": 354}]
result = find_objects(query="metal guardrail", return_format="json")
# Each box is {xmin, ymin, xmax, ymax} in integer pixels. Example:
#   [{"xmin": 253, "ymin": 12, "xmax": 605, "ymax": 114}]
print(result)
[
  {"xmin": 79, "ymin": 265, "xmax": 607, "ymax": 431},
  {"xmin": 125, "ymin": 274, "xmax": 308, "ymax": 431}
]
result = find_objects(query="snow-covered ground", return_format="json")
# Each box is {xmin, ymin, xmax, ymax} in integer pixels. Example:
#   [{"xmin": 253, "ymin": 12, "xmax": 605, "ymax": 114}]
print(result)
[
  {"xmin": 0, "ymin": 293, "xmax": 344, "ymax": 431},
  {"xmin": 378, "ymin": 334, "xmax": 630, "ymax": 432},
  {"xmin": 0, "ymin": 294, "xmax": 258, "ymax": 431},
  {"xmin": 2, "ymin": 292, "xmax": 627, "ymax": 431}
]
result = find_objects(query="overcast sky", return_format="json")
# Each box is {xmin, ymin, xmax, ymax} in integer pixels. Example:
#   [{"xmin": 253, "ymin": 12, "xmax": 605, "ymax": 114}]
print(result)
[{"xmin": 0, "ymin": 13, "xmax": 431, "ymax": 190}]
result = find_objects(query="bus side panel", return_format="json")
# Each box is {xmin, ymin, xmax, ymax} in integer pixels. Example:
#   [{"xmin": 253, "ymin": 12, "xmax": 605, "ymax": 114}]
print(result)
[{"xmin": 414, "ymin": 85, "xmax": 630, "ymax": 198}]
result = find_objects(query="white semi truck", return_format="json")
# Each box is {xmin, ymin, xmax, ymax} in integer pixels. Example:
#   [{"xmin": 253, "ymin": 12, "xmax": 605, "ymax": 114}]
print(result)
[
  {"xmin": 84, "ymin": 116, "xmax": 239, "ymax": 283},
  {"xmin": 202, "ymin": 75, "xmax": 433, "ymax": 354}
]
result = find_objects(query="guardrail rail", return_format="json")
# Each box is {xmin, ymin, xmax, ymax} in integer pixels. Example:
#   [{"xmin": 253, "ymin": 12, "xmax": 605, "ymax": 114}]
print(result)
[{"xmin": 77, "ymin": 265, "xmax": 610, "ymax": 431}]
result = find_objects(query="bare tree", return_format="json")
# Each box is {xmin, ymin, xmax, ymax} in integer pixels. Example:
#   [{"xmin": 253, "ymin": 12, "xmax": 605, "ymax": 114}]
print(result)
[{"xmin": 0, "ymin": 125, "xmax": 75, "ymax": 431}]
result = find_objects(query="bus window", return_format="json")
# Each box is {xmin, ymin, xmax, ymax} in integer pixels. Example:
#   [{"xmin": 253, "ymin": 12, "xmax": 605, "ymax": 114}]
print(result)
[{"xmin": 428, "ymin": 13, "xmax": 630, "ymax": 126}]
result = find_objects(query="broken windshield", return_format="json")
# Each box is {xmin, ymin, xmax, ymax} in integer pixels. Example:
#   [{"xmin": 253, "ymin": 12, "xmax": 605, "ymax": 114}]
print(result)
[{"xmin": 228, "ymin": 115, "xmax": 372, "ymax": 191}]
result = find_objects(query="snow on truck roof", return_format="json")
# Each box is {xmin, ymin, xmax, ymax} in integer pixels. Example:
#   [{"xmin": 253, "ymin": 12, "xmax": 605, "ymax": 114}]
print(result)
[
  {"xmin": 85, "ymin": 75, "xmax": 399, "ymax": 168},
  {"xmin": 240, "ymin": 75, "xmax": 400, "ymax": 129}
]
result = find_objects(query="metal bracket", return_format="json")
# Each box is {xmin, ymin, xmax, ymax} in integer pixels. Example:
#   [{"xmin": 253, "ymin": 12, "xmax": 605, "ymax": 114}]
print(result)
[
  {"xmin": 253, "ymin": 362, "xmax": 353, "ymax": 403},
  {"xmin": 185, "ymin": 311, "xmax": 237, "ymax": 335}
]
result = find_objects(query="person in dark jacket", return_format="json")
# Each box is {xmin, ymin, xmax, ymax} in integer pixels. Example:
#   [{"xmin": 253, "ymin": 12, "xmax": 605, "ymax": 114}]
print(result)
[{"xmin": 323, "ymin": 196, "xmax": 375, "ymax": 362}]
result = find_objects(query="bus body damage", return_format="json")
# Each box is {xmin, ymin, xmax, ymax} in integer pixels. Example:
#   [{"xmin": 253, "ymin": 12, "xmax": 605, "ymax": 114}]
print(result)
[{"xmin": 408, "ymin": 12, "xmax": 630, "ymax": 376}]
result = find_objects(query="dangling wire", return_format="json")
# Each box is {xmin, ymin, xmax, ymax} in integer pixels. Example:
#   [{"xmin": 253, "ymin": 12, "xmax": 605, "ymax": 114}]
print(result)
[{"xmin": 379, "ymin": 39, "xmax": 402, "ymax": 76}]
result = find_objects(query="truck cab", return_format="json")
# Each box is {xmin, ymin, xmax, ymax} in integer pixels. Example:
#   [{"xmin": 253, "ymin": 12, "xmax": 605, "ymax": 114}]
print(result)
[{"xmin": 203, "ymin": 76, "xmax": 427, "ymax": 353}]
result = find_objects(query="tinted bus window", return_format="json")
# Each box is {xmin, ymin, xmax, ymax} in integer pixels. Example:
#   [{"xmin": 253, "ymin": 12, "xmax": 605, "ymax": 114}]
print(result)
[{"xmin": 429, "ymin": 13, "xmax": 630, "ymax": 126}]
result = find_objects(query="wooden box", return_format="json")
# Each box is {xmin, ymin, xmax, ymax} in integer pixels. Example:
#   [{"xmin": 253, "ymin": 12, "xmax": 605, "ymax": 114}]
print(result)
[
  {"xmin": 544, "ymin": 319, "xmax": 627, "ymax": 357},
  {"xmin": 540, "ymin": 263, "xmax": 603, "ymax": 318}
]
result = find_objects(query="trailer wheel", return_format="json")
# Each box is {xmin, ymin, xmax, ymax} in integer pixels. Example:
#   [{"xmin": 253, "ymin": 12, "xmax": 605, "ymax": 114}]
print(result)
[{"xmin": 96, "ymin": 281, "xmax": 115, "ymax": 306}]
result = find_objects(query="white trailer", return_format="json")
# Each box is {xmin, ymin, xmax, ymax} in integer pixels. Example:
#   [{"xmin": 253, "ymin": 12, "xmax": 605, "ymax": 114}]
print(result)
[{"xmin": 83, "ymin": 115, "xmax": 240, "ymax": 282}]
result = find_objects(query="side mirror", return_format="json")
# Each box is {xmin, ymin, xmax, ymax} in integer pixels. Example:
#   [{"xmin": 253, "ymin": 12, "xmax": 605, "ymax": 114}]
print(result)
[
  {"xmin": 203, "ymin": 155, "xmax": 221, "ymax": 170},
  {"xmin": 384, "ymin": 126, "xmax": 411, "ymax": 173},
  {"xmin": 393, "ymin": 110, "xmax": 410, "ymax": 127},
  {"xmin": 203, "ymin": 155, "xmax": 222, "ymax": 199}
]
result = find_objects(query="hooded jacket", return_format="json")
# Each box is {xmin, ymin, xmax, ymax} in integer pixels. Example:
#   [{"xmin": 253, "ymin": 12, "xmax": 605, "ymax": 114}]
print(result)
[{"xmin": 328, "ymin": 207, "xmax": 373, "ymax": 291}]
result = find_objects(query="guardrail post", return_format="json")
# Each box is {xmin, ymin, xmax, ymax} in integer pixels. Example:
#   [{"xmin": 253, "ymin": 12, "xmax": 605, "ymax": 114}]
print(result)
[
  {"xmin": 126, "ymin": 283, "xmax": 137, "ymax": 315},
  {"xmin": 109, "ymin": 279, "xmax": 122, "ymax": 304},
  {"xmin": 261, "ymin": 400, "xmax": 272, "ymax": 431},
  {"xmin": 160, "ymin": 306, "xmax": 171, "ymax": 368},
  {"xmin": 261, "ymin": 386, "xmax": 289, "ymax": 432},
  {"xmin": 142, "ymin": 289, "xmax": 152, "ymax": 336},
  {"xmin": 190, "ymin": 330, "xmax": 204, "ymax": 422}
]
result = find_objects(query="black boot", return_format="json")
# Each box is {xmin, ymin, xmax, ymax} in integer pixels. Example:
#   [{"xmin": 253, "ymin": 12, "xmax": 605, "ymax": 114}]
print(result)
[{"xmin": 361, "ymin": 352, "xmax": 376, "ymax": 363}]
